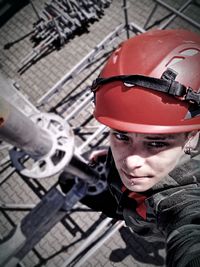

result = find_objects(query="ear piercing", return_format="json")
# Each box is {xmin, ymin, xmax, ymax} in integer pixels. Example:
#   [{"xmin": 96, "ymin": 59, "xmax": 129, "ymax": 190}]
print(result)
[{"xmin": 184, "ymin": 146, "xmax": 191, "ymax": 155}]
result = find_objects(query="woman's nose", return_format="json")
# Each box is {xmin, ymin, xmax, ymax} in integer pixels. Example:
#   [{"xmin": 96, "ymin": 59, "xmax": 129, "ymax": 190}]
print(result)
[{"xmin": 123, "ymin": 154, "xmax": 145, "ymax": 171}]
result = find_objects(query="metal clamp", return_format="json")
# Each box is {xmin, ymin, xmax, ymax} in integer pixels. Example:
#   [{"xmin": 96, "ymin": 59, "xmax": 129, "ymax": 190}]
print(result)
[{"xmin": 10, "ymin": 113, "xmax": 74, "ymax": 179}]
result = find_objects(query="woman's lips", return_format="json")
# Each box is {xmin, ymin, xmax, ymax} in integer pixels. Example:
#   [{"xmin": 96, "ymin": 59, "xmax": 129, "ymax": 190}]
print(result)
[{"xmin": 122, "ymin": 170, "xmax": 152, "ymax": 180}]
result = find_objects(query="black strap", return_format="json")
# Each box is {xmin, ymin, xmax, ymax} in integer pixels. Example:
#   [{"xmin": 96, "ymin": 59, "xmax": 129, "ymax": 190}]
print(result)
[{"xmin": 91, "ymin": 69, "xmax": 200, "ymax": 106}]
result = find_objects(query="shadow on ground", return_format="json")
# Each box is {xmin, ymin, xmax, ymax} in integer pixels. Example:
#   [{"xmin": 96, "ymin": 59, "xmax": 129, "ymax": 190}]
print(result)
[{"xmin": 110, "ymin": 226, "xmax": 165, "ymax": 266}]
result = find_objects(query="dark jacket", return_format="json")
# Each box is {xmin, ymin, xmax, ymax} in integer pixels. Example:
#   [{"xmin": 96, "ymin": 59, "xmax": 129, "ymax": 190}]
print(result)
[{"xmin": 106, "ymin": 149, "xmax": 200, "ymax": 267}]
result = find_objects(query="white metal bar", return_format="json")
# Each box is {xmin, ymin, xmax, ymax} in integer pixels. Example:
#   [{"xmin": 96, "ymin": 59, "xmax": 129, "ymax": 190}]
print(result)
[
  {"xmin": 158, "ymin": 0, "xmax": 193, "ymax": 29},
  {"xmin": 76, "ymin": 124, "xmax": 107, "ymax": 153},
  {"xmin": 60, "ymin": 217, "xmax": 113, "ymax": 267},
  {"xmin": 37, "ymin": 24, "xmax": 125, "ymax": 106},
  {"xmin": 0, "ymin": 202, "xmax": 35, "ymax": 210},
  {"xmin": 74, "ymin": 220, "xmax": 125, "ymax": 267},
  {"xmin": 128, "ymin": 21, "xmax": 146, "ymax": 34},
  {"xmin": 155, "ymin": 0, "xmax": 200, "ymax": 29},
  {"xmin": 65, "ymin": 93, "xmax": 93, "ymax": 121}
]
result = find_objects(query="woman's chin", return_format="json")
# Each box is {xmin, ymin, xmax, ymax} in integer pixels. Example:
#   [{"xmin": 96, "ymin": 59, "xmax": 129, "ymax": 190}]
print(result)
[{"xmin": 121, "ymin": 177, "xmax": 153, "ymax": 192}]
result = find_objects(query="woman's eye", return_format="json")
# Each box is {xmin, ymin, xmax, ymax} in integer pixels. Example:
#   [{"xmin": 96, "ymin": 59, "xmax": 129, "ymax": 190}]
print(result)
[
  {"xmin": 148, "ymin": 142, "xmax": 169, "ymax": 148},
  {"xmin": 113, "ymin": 133, "xmax": 129, "ymax": 142}
]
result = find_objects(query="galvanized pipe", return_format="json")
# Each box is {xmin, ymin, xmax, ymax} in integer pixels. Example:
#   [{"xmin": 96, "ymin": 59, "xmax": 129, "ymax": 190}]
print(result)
[
  {"xmin": 65, "ymin": 92, "xmax": 93, "ymax": 121},
  {"xmin": 159, "ymin": 0, "xmax": 193, "ymax": 29},
  {"xmin": 76, "ymin": 124, "xmax": 106, "ymax": 153},
  {"xmin": 37, "ymin": 24, "xmax": 125, "ymax": 106},
  {"xmin": 60, "ymin": 217, "xmax": 113, "ymax": 267},
  {"xmin": 155, "ymin": 0, "xmax": 200, "ymax": 29},
  {"xmin": 0, "ymin": 97, "xmax": 53, "ymax": 158},
  {"xmin": 74, "ymin": 220, "xmax": 125, "ymax": 267},
  {"xmin": 0, "ymin": 202, "xmax": 35, "ymax": 210}
]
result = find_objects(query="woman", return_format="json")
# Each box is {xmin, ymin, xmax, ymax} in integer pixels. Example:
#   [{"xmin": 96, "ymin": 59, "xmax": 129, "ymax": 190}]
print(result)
[{"xmin": 91, "ymin": 29, "xmax": 200, "ymax": 266}]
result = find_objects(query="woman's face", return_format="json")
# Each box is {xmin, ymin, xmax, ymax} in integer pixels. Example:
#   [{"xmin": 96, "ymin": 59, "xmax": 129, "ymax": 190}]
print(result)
[{"xmin": 109, "ymin": 129, "xmax": 190, "ymax": 192}]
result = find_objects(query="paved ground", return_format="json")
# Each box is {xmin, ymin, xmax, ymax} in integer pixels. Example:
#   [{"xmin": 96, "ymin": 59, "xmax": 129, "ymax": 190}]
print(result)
[{"xmin": 0, "ymin": 0, "xmax": 200, "ymax": 266}]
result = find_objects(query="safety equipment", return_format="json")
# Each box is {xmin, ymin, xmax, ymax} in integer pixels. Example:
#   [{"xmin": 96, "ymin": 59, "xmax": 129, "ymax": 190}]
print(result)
[{"xmin": 92, "ymin": 29, "xmax": 200, "ymax": 133}]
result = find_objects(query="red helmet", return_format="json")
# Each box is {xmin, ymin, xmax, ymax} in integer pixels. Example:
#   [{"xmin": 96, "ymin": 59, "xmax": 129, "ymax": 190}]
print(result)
[{"xmin": 92, "ymin": 29, "xmax": 200, "ymax": 133}]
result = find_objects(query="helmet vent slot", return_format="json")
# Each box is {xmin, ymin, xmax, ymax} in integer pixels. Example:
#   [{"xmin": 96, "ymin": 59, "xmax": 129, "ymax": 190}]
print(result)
[
  {"xmin": 167, "ymin": 57, "xmax": 184, "ymax": 67},
  {"xmin": 180, "ymin": 48, "xmax": 199, "ymax": 56}
]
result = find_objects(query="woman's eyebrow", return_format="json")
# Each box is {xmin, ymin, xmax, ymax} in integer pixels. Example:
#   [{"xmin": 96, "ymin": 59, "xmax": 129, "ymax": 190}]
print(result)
[
  {"xmin": 144, "ymin": 135, "xmax": 175, "ymax": 140},
  {"xmin": 111, "ymin": 129, "xmax": 128, "ymax": 134},
  {"xmin": 111, "ymin": 129, "xmax": 177, "ymax": 140}
]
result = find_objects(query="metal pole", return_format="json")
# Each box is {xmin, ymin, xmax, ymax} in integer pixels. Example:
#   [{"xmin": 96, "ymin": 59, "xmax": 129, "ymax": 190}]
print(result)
[
  {"xmin": 122, "ymin": 0, "xmax": 130, "ymax": 39},
  {"xmin": 29, "ymin": 0, "xmax": 41, "ymax": 21},
  {"xmin": 0, "ymin": 202, "xmax": 35, "ymax": 210},
  {"xmin": 143, "ymin": 3, "xmax": 158, "ymax": 29},
  {"xmin": 158, "ymin": 0, "xmax": 193, "ymax": 29},
  {"xmin": 37, "ymin": 24, "xmax": 124, "ymax": 106},
  {"xmin": 0, "ymin": 187, "xmax": 66, "ymax": 267},
  {"xmin": 65, "ymin": 92, "xmax": 93, "ymax": 121},
  {"xmin": 60, "ymin": 217, "xmax": 113, "ymax": 267},
  {"xmin": 0, "ymin": 97, "xmax": 53, "ymax": 158},
  {"xmin": 74, "ymin": 220, "xmax": 125, "ymax": 267},
  {"xmin": 76, "ymin": 124, "xmax": 106, "ymax": 153},
  {"xmin": 155, "ymin": 0, "xmax": 200, "ymax": 29}
]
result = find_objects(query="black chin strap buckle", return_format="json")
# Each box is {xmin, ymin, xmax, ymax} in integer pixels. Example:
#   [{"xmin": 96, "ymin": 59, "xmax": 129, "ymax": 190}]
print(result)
[
  {"xmin": 161, "ymin": 68, "xmax": 177, "ymax": 82},
  {"xmin": 161, "ymin": 68, "xmax": 185, "ymax": 96},
  {"xmin": 185, "ymin": 88, "xmax": 200, "ymax": 105},
  {"xmin": 162, "ymin": 68, "xmax": 200, "ymax": 106}
]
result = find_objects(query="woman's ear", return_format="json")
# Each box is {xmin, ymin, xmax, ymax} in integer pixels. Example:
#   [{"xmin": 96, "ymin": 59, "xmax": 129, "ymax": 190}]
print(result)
[{"xmin": 184, "ymin": 131, "xmax": 200, "ymax": 155}]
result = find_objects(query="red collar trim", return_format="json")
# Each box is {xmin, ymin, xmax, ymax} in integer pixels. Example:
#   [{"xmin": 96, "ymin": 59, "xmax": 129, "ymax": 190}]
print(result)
[{"xmin": 121, "ymin": 186, "xmax": 147, "ymax": 219}]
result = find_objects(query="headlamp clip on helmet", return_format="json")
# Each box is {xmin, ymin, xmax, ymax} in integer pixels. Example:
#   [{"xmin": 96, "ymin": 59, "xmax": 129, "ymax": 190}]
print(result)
[{"xmin": 91, "ymin": 68, "xmax": 200, "ymax": 106}]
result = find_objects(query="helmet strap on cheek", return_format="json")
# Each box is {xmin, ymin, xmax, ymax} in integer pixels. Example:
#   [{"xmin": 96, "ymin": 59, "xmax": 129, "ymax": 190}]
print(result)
[{"xmin": 91, "ymin": 68, "xmax": 200, "ymax": 107}]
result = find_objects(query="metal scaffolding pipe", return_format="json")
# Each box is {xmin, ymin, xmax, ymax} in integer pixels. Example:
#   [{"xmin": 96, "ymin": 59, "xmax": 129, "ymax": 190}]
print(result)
[
  {"xmin": 0, "ymin": 97, "xmax": 53, "ymax": 158},
  {"xmin": 155, "ymin": 0, "xmax": 200, "ymax": 29},
  {"xmin": 37, "ymin": 24, "xmax": 125, "ymax": 106},
  {"xmin": 74, "ymin": 220, "xmax": 125, "ymax": 267},
  {"xmin": 76, "ymin": 124, "xmax": 106, "ymax": 153},
  {"xmin": 65, "ymin": 92, "xmax": 93, "ymax": 121},
  {"xmin": 159, "ymin": 0, "xmax": 193, "ymax": 29},
  {"xmin": 60, "ymin": 217, "xmax": 113, "ymax": 267}
]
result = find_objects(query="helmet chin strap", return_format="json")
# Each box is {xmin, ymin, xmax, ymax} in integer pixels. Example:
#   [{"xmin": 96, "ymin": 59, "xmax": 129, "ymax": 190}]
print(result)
[{"xmin": 91, "ymin": 68, "xmax": 200, "ymax": 107}]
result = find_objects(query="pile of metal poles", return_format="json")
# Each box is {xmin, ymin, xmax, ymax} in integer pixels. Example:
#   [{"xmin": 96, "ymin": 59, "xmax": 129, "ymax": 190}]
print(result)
[{"xmin": 19, "ymin": 0, "xmax": 112, "ymax": 73}]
